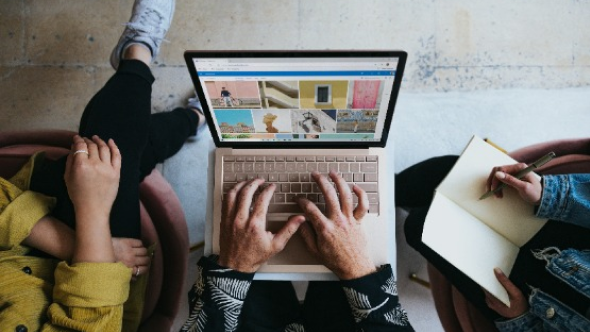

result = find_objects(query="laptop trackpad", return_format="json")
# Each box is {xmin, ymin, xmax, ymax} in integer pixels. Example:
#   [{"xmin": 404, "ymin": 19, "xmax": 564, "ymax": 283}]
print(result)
[{"xmin": 266, "ymin": 221, "xmax": 321, "ymax": 265}]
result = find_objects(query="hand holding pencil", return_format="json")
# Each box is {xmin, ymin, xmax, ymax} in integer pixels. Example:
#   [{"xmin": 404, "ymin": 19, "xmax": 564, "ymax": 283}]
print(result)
[{"xmin": 480, "ymin": 152, "xmax": 556, "ymax": 204}]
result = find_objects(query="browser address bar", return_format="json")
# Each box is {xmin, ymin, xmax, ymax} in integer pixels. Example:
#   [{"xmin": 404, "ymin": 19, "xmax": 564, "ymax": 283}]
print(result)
[{"xmin": 231, "ymin": 62, "xmax": 382, "ymax": 67}]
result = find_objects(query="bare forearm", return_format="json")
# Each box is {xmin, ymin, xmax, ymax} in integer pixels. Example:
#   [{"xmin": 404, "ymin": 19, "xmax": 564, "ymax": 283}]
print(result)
[
  {"xmin": 72, "ymin": 209, "xmax": 115, "ymax": 264},
  {"xmin": 22, "ymin": 215, "xmax": 75, "ymax": 261}
]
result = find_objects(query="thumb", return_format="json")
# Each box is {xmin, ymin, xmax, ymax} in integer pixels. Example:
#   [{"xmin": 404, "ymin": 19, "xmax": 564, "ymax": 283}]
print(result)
[
  {"xmin": 493, "ymin": 267, "xmax": 520, "ymax": 297},
  {"xmin": 272, "ymin": 215, "xmax": 305, "ymax": 253},
  {"xmin": 298, "ymin": 221, "xmax": 319, "ymax": 256}
]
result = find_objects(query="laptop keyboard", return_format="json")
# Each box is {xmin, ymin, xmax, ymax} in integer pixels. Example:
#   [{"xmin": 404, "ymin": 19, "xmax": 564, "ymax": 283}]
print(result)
[{"xmin": 222, "ymin": 155, "xmax": 379, "ymax": 214}]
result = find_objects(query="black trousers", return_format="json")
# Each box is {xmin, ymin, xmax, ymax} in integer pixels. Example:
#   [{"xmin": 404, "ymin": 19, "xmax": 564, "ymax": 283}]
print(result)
[
  {"xmin": 399, "ymin": 156, "xmax": 590, "ymax": 320},
  {"xmin": 30, "ymin": 60, "xmax": 199, "ymax": 239},
  {"xmin": 238, "ymin": 280, "xmax": 356, "ymax": 332}
]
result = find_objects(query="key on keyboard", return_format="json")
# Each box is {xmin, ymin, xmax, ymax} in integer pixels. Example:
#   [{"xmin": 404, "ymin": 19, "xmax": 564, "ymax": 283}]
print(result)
[{"xmin": 222, "ymin": 154, "xmax": 379, "ymax": 214}]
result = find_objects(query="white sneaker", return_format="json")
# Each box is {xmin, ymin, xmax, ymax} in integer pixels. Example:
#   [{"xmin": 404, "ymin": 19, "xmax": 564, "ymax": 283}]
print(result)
[{"xmin": 110, "ymin": 0, "xmax": 175, "ymax": 69}]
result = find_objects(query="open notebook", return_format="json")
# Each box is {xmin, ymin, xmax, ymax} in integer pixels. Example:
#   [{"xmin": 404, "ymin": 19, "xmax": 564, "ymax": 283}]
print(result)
[{"xmin": 422, "ymin": 136, "xmax": 548, "ymax": 305}]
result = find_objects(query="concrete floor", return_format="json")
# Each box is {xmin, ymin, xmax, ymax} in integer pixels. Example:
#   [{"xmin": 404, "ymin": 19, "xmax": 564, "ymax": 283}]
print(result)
[{"xmin": 3, "ymin": 1, "xmax": 590, "ymax": 331}]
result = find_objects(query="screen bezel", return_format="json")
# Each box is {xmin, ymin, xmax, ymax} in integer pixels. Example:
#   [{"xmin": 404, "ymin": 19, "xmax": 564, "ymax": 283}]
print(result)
[{"xmin": 184, "ymin": 50, "xmax": 407, "ymax": 149}]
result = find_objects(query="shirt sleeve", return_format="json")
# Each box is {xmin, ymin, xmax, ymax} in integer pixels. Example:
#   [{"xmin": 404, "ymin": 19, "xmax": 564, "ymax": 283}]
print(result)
[
  {"xmin": 339, "ymin": 264, "xmax": 415, "ymax": 332},
  {"xmin": 536, "ymin": 174, "xmax": 590, "ymax": 229},
  {"xmin": 494, "ymin": 311, "xmax": 545, "ymax": 332},
  {"xmin": 180, "ymin": 255, "xmax": 254, "ymax": 332}
]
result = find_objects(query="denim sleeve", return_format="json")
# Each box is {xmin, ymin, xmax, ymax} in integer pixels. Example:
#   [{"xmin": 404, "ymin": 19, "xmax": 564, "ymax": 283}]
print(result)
[
  {"xmin": 339, "ymin": 264, "xmax": 415, "ymax": 331},
  {"xmin": 536, "ymin": 174, "xmax": 590, "ymax": 229},
  {"xmin": 179, "ymin": 255, "xmax": 254, "ymax": 332},
  {"xmin": 495, "ymin": 312, "xmax": 545, "ymax": 332}
]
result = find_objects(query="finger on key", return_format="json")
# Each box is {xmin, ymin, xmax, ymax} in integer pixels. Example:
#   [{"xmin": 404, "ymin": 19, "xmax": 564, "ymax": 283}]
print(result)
[
  {"xmin": 296, "ymin": 196, "xmax": 329, "ymax": 232},
  {"xmin": 223, "ymin": 181, "xmax": 249, "ymax": 226},
  {"xmin": 235, "ymin": 178, "xmax": 265, "ymax": 226},
  {"xmin": 311, "ymin": 171, "xmax": 339, "ymax": 216},
  {"xmin": 250, "ymin": 183, "xmax": 276, "ymax": 226},
  {"xmin": 329, "ymin": 171, "xmax": 353, "ymax": 216},
  {"xmin": 352, "ymin": 184, "xmax": 369, "ymax": 221}
]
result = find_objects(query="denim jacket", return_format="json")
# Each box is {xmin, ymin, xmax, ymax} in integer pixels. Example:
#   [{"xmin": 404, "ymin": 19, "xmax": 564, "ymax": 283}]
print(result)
[{"xmin": 496, "ymin": 174, "xmax": 590, "ymax": 332}]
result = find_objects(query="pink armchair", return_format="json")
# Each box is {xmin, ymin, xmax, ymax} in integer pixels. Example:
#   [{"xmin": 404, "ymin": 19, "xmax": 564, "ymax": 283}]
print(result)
[
  {"xmin": 0, "ymin": 129, "xmax": 189, "ymax": 332},
  {"xmin": 427, "ymin": 137, "xmax": 590, "ymax": 332}
]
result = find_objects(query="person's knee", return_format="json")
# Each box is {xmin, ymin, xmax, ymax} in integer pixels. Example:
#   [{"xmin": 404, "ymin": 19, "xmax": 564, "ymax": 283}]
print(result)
[{"xmin": 403, "ymin": 208, "xmax": 428, "ymax": 250}]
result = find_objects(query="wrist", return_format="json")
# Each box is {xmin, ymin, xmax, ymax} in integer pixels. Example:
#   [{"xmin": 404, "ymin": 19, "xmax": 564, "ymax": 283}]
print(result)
[
  {"xmin": 337, "ymin": 263, "xmax": 377, "ymax": 280},
  {"xmin": 218, "ymin": 255, "xmax": 258, "ymax": 273},
  {"xmin": 74, "ymin": 208, "xmax": 110, "ymax": 226}
]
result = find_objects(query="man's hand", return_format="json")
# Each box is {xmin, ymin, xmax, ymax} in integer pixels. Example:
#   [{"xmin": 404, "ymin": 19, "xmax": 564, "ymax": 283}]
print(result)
[
  {"xmin": 218, "ymin": 178, "xmax": 304, "ymax": 273},
  {"xmin": 296, "ymin": 171, "xmax": 376, "ymax": 280},
  {"xmin": 486, "ymin": 163, "xmax": 543, "ymax": 204},
  {"xmin": 484, "ymin": 268, "xmax": 529, "ymax": 318},
  {"xmin": 65, "ymin": 135, "xmax": 121, "ymax": 221}
]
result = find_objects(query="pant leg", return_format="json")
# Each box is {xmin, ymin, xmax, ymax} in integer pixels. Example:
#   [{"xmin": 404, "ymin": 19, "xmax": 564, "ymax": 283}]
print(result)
[
  {"xmin": 395, "ymin": 155, "xmax": 459, "ymax": 208},
  {"xmin": 238, "ymin": 281, "xmax": 301, "ymax": 332},
  {"xmin": 302, "ymin": 281, "xmax": 356, "ymax": 332},
  {"xmin": 31, "ymin": 60, "xmax": 154, "ymax": 238},
  {"xmin": 398, "ymin": 155, "xmax": 500, "ymax": 320},
  {"xmin": 404, "ymin": 207, "xmax": 501, "ymax": 320},
  {"xmin": 138, "ymin": 107, "xmax": 199, "ymax": 180},
  {"xmin": 80, "ymin": 59, "xmax": 155, "ymax": 238}
]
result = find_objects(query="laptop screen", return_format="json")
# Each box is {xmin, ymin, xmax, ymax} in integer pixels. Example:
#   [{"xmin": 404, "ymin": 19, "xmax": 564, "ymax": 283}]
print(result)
[{"xmin": 185, "ymin": 51, "xmax": 406, "ymax": 148}]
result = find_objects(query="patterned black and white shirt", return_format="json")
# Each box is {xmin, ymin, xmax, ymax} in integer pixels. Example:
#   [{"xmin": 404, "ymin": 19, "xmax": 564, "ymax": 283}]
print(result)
[{"xmin": 180, "ymin": 256, "xmax": 414, "ymax": 332}]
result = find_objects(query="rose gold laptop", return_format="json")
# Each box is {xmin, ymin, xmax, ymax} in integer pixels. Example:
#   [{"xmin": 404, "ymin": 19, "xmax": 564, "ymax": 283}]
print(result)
[{"xmin": 185, "ymin": 50, "xmax": 407, "ymax": 280}]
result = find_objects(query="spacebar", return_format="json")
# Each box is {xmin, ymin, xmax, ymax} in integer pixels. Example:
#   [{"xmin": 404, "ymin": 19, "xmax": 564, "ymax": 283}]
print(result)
[
  {"xmin": 267, "ymin": 203, "xmax": 325, "ymax": 214},
  {"xmin": 267, "ymin": 204, "xmax": 304, "ymax": 214}
]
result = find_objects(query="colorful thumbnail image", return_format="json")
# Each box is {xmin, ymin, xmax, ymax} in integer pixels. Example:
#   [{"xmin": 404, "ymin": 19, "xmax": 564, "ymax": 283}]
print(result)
[
  {"xmin": 221, "ymin": 133, "xmax": 275, "ymax": 140},
  {"xmin": 291, "ymin": 110, "xmax": 337, "ymax": 134},
  {"xmin": 336, "ymin": 110, "xmax": 379, "ymax": 133},
  {"xmin": 292, "ymin": 134, "xmax": 320, "ymax": 140},
  {"xmin": 215, "ymin": 110, "xmax": 255, "ymax": 133},
  {"xmin": 252, "ymin": 110, "xmax": 293, "ymax": 133},
  {"xmin": 205, "ymin": 81, "xmax": 262, "ymax": 109},
  {"xmin": 275, "ymin": 134, "xmax": 294, "ymax": 141},
  {"xmin": 258, "ymin": 81, "xmax": 300, "ymax": 109},
  {"xmin": 346, "ymin": 80, "xmax": 384, "ymax": 109},
  {"xmin": 320, "ymin": 133, "xmax": 376, "ymax": 140},
  {"xmin": 299, "ymin": 80, "xmax": 348, "ymax": 109}
]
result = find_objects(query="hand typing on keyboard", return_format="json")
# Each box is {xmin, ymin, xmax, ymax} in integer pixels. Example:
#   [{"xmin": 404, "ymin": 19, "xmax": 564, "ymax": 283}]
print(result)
[
  {"xmin": 217, "ymin": 171, "xmax": 377, "ymax": 279},
  {"xmin": 217, "ymin": 178, "xmax": 306, "ymax": 273},
  {"xmin": 296, "ymin": 171, "xmax": 377, "ymax": 280}
]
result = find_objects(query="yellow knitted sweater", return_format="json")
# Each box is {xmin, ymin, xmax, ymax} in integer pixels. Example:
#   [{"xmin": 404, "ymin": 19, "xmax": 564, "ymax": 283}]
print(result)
[{"xmin": 0, "ymin": 154, "xmax": 139, "ymax": 331}]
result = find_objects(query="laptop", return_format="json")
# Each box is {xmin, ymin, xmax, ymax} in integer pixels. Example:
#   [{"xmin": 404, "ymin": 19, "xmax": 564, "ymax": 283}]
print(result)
[{"xmin": 185, "ymin": 50, "xmax": 407, "ymax": 279}]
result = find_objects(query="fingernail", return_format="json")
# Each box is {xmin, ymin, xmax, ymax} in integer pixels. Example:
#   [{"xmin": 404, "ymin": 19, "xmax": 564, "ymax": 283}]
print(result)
[
  {"xmin": 493, "ymin": 267, "xmax": 503, "ymax": 275},
  {"xmin": 495, "ymin": 171, "xmax": 505, "ymax": 179}
]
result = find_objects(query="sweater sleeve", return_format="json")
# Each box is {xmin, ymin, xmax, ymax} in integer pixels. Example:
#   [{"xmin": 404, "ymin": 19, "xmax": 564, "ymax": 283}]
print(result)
[
  {"xmin": 41, "ymin": 261, "xmax": 131, "ymax": 331},
  {"xmin": 0, "ymin": 177, "xmax": 56, "ymax": 250},
  {"xmin": 339, "ymin": 264, "xmax": 415, "ymax": 332},
  {"xmin": 180, "ymin": 255, "xmax": 255, "ymax": 332}
]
